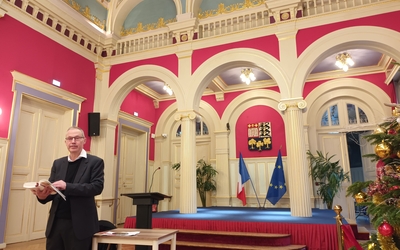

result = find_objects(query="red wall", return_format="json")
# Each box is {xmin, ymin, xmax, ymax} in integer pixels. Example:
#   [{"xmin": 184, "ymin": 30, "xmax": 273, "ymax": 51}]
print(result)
[
  {"xmin": 236, "ymin": 105, "xmax": 286, "ymax": 158},
  {"xmin": 297, "ymin": 11, "xmax": 400, "ymax": 56},
  {"xmin": 192, "ymin": 35, "xmax": 280, "ymax": 73},
  {"xmin": 109, "ymin": 55, "xmax": 178, "ymax": 85},
  {"xmin": 303, "ymin": 73, "xmax": 396, "ymax": 102},
  {"xmin": 120, "ymin": 90, "xmax": 159, "ymax": 160},
  {"xmin": 0, "ymin": 16, "xmax": 96, "ymax": 148}
]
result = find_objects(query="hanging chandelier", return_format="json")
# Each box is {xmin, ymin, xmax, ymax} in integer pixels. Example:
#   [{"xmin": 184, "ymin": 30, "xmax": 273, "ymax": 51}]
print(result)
[
  {"xmin": 335, "ymin": 52, "xmax": 354, "ymax": 72},
  {"xmin": 240, "ymin": 68, "xmax": 256, "ymax": 85},
  {"xmin": 163, "ymin": 84, "xmax": 173, "ymax": 95}
]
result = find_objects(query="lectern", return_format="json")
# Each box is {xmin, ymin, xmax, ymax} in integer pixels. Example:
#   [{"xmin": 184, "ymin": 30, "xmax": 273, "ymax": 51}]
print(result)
[
  {"xmin": 121, "ymin": 192, "xmax": 169, "ymax": 229},
  {"xmin": 121, "ymin": 192, "xmax": 170, "ymax": 250}
]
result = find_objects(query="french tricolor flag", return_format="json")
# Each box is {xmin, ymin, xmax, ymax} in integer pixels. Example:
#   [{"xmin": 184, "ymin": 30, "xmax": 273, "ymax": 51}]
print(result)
[{"xmin": 237, "ymin": 153, "xmax": 250, "ymax": 206}]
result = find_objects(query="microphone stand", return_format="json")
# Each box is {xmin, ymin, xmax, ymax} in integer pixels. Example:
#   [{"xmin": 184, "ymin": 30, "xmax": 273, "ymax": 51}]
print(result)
[{"xmin": 148, "ymin": 167, "xmax": 160, "ymax": 193}]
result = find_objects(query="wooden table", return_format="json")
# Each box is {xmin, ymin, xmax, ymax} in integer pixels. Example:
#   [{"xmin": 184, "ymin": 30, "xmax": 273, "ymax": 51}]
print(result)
[{"xmin": 91, "ymin": 228, "xmax": 178, "ymax": 250}]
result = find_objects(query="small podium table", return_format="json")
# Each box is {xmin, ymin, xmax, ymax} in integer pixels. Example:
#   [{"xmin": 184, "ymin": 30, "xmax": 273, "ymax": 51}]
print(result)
[
  {"xmin": 121, "ymin": 192, "xmax": 170, "ymax": 250},
  {"xmin": 92, "ymin": 228, "xmax": 178, "ymax": 250}
]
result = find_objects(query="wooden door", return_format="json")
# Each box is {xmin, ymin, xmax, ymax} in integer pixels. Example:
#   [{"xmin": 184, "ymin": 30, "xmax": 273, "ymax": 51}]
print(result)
[
  {"xmin": 117, "ymin": 126, "xmax": 146, "ymax": 225},
  {"xmin": 6, "ymin": 96, "xmax": 70, "ymax": 243}
]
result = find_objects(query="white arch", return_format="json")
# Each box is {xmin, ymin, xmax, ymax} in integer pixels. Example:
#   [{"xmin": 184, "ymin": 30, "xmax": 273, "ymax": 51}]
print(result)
[
  {"xmin": 188, "ymin": 48, "xmax": 289, "ymax": 111},
  {"xmin": 101, "ymin": 65, "xmax": 181, "ymax": 121},
  {"xmin": 221, "ymin": 89, "xmax": 282, "ymax": 157},
  {"xmin": 155, "ymin": 100, "xmax": 221, "ymax": 137},
  {"xmin": 305, "ymin": 78, "xmax": 392, "ymax": 127},
  {"xmin": 173, "ymin": 0, "xmax": 182, "ymax": 15},
  {"xmin": 293, "ymin": 26, "xmax": 400, "ymax": 97}
]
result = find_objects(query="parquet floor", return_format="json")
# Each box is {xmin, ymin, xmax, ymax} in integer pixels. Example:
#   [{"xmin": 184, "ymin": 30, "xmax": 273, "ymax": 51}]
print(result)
[
  {"xmin": 4, "ymin": 238, "xmax": 135, "ymax": 250},
  {"xmin": 3, "ymin": 224, "xmax": 135, "ymax": 250}
]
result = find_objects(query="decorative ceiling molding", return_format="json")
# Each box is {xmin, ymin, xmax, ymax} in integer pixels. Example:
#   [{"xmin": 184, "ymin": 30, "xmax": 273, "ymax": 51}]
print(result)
[
  {"xmin": 121, "ymin": 17, "xmax": 176, "ymax": 36},
  {"xmin": 63, "ymin": 0, "xmax": 106, "ymax": 30},
  {"xmin": 198, "ymin": 0, "xmax": 265, "ymax": 19}
]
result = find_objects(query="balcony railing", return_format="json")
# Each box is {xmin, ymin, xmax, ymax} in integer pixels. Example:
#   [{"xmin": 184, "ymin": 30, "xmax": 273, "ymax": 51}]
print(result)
[{"xmin": 4, "ymin": 0, "xmax": 392, "ymax": 58}]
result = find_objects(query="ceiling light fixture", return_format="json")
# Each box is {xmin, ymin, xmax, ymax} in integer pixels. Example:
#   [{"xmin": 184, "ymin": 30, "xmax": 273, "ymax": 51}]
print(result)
[
  {"xmin": 163, "ymin": 84, "xmax": 173, "ymax": 95},
  {"xmin": 335, "ymin": 52, "xmax": 354, "ymax": 72},
  {"xmin": 240, "ymin": 68, "xmax": 256, "ymax": 85}
]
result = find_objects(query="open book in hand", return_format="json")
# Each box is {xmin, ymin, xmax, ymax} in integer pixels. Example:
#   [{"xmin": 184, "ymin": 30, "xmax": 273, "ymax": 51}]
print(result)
[{"xmin": 23, "ymin": 179, "xmax": 66, "ymax": 201}]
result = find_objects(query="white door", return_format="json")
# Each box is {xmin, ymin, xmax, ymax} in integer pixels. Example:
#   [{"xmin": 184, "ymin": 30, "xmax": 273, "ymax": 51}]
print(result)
[
  {"xmin": 359, "ymin": 131, "xmax": 376, "ymax": 182},
  {"xmin": 318, "ymin": 132, "xmax": 355, "ymax": 220},
  {"xmin": 117, "ymin": 126, "xmax": 146, "ymax": 225},
  {"xmin": 6, "ymin": 96, "xmax": 70, "ymax": 243}
]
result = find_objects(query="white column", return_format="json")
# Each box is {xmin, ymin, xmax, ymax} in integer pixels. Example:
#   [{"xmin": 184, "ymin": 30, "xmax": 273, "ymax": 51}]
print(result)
[
  {"xmin": 278, "ymin": 99, "xmax": 312, "ymax": 217},
  {"xmin": 93, "ymin": 63, "xmax": 111, "ymax": 111},
  {"xmin": 214, "ymin": 130, "xmax": 231, "ymax": 206},
  {"xmin": 90, "ymin": 119, "xmax": 118, "ymax": 221},
  {"xmin": 175, "ymin": 111, "xmax": 198, "ymax": 213}
]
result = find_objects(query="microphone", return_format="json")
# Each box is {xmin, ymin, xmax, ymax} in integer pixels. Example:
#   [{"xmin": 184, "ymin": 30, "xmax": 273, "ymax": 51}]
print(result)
[{"xmin": 148, "ymin": 167, "xmax": 160, "ymax": 193}]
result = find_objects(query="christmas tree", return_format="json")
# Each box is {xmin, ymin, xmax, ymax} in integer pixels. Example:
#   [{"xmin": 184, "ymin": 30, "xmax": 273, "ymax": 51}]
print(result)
[{"xmin": 347, "ymin": 104, "xmax": 400, "ymax": 249}]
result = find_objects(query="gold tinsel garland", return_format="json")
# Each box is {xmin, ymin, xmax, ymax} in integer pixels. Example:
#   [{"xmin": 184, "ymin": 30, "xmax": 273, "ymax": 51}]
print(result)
[
  {"xmin": 377, "ymin": 232, "xmax": 398, "ymax": 250},
  {"xmin": 371, "ymin": 195, "xmax": 400, "ymax": 249}
]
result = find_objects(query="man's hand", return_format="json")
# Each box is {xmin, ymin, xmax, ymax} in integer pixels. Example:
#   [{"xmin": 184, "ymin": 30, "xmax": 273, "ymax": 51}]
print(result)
[
  {"xmin": 52, "ymin": 180, "xmax": 67, "ymax": 191},
  {"xmin": 31, "ymin": 185, "xmax": 52, "ymax": 200}
]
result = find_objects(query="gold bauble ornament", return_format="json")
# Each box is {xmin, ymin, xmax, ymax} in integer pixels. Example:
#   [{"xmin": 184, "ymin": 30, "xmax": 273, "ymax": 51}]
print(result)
[
  {"xmin": 373, "ymin": 194, "xmax": 383, "ymax": 204},
  {"xmin": 396, "ymin": 151, "xmax": 400, "ymax": 158},
  {"xmin": 368, "ymin": 243, "xmax": 375, "ymax": 250},
  {"xmin": 354, "ymin": 191, "xmax": 367, "ymax": 204},
  {"xmin": 373, "ymin": 127, "xmax": 386, "ymax": 134},
  {"xmin": 375, "ymin": 141, "xmax": 392, "ymax": 159}
]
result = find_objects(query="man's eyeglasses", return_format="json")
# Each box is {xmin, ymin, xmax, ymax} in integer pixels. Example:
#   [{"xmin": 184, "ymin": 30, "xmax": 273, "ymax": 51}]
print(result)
[{"xmin": 65, "ymin": 137, "xmax": 84, "ymax": 142}]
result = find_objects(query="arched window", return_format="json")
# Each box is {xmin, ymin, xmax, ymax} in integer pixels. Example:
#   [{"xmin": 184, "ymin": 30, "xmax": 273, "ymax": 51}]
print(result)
[
  {"xmin": 321, "ymin": 104, "xmax": 339, "ymax": 126},
  {"xmin": 320, "ymin": 103, "xmax": 368, "ymax": 127},
  {"xmin": 176, "ymin": 121, "xmax": 209, "ymax": 137}
]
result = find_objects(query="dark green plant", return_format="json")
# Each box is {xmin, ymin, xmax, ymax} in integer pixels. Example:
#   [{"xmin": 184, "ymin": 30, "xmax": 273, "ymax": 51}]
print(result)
[
  {"xmin": 307, "ymin": 150, "xmax": 350, "ymax": 209},
  {"xmin": 172, "ymin": 159, "xmax": 218, "ymax": 207}
]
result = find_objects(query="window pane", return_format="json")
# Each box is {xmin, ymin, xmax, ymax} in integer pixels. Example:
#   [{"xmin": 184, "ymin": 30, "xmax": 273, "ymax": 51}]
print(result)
[
  {"xmin": 347, "ymin": 104, "xmax": 357, "ymax": 124},
  {"xmin": 176, "ymin": 125, "xmax": 181, "ymax": 137},
  {"xmin": 358, "ymin": 108, "xmax": 368, "ymax": 123},
  {"xmin": 321, "ymin": 110, "xmax": 329, "ymax": 126},
  {"xmin": 330, "ymin": 105, "xmax": 339, "ymax": 126},
  {"xmin": 203, "ymin": 122, "xmax": 209, "ymax": 135},
  {"xmin": 196, "ymin": 120, "xmax": 201, "ymax": 135}
]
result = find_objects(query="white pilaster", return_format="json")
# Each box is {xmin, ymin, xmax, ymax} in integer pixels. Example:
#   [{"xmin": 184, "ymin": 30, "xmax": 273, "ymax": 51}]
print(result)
[
  {"xmin": 214, "ymin": 130, "xmax": 231, "ymax": 206},
  {"xmin": 90, "ymin": 119, "xmax": 118, "ymax": 221},
  {"xmin": 279, "ymin": 99, "xmax": 312, "ymax": 217},
  {"xmin": 175, "ymin": 110, "xmax": 198, "ymax": 213},
  {"xmin": 94, "ymin": 62, "xmax": 111, "ymax": 112}
]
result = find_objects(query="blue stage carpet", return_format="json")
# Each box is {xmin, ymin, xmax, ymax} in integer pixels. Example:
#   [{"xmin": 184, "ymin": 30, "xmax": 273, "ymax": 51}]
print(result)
[
  {"xmin": 125, "ymin": 206, "xmax": 349, "ymax": 249},
  {"xmin": 150, "ymin": 207, "xmax": 347, "ymax": 225}
]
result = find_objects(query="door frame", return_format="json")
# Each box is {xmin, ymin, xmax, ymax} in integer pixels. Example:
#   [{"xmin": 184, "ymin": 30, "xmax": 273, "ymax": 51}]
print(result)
[
  {"xmin": 114, "ymin": 112, "xmax": 152, "ymax": 224},
  {"xmin": 0, "ymin": 72, "xmax": 85, "ymax": 244}
]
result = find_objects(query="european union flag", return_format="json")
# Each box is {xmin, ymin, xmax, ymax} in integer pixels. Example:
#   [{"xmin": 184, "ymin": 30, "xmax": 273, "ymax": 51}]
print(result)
[{"xmin": 266, "ymin": 150, "xmax": 286, "ymax": 205}]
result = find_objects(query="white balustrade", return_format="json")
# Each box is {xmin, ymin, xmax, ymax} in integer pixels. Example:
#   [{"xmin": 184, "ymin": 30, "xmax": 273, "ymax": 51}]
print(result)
[{"xmin": 4, "ymin": 0, "xmax": 392, "ymax": 58}]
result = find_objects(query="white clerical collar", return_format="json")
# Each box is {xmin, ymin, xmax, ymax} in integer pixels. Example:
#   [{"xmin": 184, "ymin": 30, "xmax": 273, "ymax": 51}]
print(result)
[{"xmin": 68, "ymin": 149, "xmax": 87, "ymax": 162}]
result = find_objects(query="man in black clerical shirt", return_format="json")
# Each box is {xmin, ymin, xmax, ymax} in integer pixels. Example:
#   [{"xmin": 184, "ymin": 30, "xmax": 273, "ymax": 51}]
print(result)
[{"xmin": 32, "ymin": 126, "xmax": 104, "ymax": 250}]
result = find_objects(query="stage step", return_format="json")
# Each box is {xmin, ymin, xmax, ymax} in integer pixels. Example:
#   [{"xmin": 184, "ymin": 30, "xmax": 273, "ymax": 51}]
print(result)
[{"xmin": 160, "ymin": 229, "xmax": 307, "ymax": 250}]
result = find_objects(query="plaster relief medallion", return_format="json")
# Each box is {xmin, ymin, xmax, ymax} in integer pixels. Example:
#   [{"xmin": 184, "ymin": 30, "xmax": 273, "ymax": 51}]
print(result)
[
  {"xmin": 181, "ymin": 34, "xmax": 188, "ymax": 42},
  {"xmin": 281, "ymin": 12, "xmax": 290, "ymax": 21}
]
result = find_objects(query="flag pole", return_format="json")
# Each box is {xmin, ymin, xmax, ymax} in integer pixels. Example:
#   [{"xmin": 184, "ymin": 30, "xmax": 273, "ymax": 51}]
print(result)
[{"xmin": 248, "ymin": 178, "xmax": 262, "ymax": 208}]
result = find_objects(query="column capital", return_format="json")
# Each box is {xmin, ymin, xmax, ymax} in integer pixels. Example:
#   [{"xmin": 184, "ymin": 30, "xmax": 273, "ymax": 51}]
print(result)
[
  {"xmin": 94, "ymin": 62, "xmax": 111, "ymax": 81},
  {"xmin": 278, "ymin": 99, "xmax": 307, "ymax": 111},
  {"xmin": 174, "ymin": 110, "xmax": 199, "ymax": 121}
]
